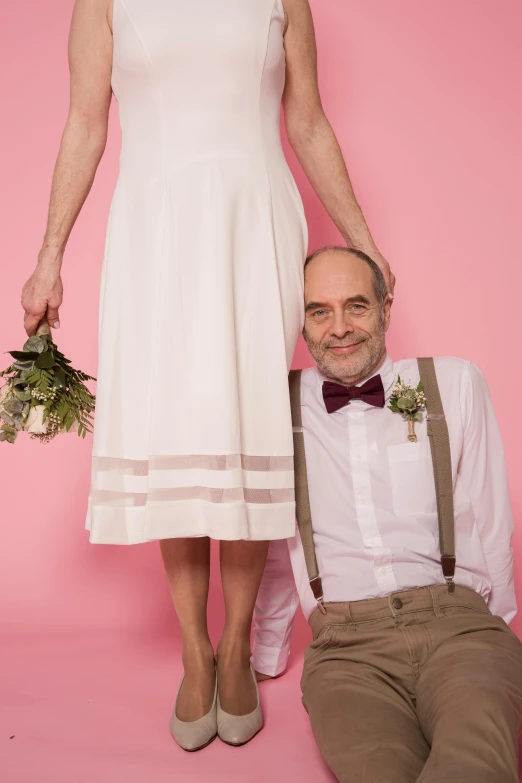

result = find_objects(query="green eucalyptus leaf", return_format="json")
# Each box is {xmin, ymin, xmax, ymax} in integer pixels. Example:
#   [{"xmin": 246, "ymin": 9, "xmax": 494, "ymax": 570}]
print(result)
[
  {"xmin": 4, "ymin": 398, "xmax": 24, "ymax": 415},
  {"xmin": 0, "ymin": 411, "xmax": 14, "ymax": 426},
  {"xmin": 1, "ymin": 423, "xmax": 17, "ymax": 434},
  {"xmin": 23, "ymin": 336, "xmax": 47, "ymax": 354},
  {"xmin": 414, "ymin": 411, "xmax": 424, "ymax": 422},
  {"xmin": 13, "ymin": 360, "xmax": 35, "ymax": 371},
  {"xmin": 0, "ymin": 431, "xmax": 8, "ymax": 442},
  {"xmin": 16, "ymin": 352, "xmax": 39, "ymax": 363},
  {"xmin": 13, "ymin": 389, "xmax": 32, "ymax": 402},
  {"xmin": 9, "ymin": 350, "xmax": 40, "ymax": 361},
  {"xmin": 12, "ymin": 416, "xmax": 24, "ymax": 431},
  {"xmin": 35, "ymin": 350, "xmax": 56, "ymax": 370}
]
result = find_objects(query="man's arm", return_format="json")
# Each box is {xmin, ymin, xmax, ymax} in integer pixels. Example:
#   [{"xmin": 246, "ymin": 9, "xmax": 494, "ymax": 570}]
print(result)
[
  {"xmin": 459, "ymin": 363, "xmax": 517, "ymax": 623},
  {"xmin": 282, "ymin": 0, "xmax": 394, "ymax": 294}
]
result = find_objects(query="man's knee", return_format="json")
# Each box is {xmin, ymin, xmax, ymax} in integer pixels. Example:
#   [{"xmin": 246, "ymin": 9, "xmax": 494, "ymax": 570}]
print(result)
[{"xmin": 421, "ymin": 685, "xmax": 521, "ymax": 750}]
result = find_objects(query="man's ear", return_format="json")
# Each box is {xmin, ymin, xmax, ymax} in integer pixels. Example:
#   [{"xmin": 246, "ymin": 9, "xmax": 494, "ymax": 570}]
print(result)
[{"xmin": 383, "ymin": 294, "xmax": 392, "ymax": 333}]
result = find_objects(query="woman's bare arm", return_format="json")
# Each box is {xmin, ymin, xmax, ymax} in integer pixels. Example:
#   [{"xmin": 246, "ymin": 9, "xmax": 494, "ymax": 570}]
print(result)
[
  {"xmin": 22, "ymin": 0, "xmax": 113, "ymax": 335},
  {"xmin": 282, "ymin": 0, "xmax": 395, "ymax": 294}
]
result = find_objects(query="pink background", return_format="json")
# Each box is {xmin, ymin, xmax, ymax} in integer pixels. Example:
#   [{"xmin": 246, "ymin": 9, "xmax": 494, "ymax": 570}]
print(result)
[{"xmin": 2, "ymin": 1, "xmax": 521, "ymax": 781}]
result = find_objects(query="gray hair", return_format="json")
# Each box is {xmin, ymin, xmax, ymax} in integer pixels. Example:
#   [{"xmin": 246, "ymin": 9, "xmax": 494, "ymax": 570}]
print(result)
[{"xmin": 304, "ymin": 246, "xmax": 387, "ymax": 306}]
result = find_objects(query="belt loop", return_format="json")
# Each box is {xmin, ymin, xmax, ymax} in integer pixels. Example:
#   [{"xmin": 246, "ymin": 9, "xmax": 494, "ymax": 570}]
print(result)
[
  {"xmin": 428, "ymin": 585, "xmax": 444, "ymax": 619},
  {"xmin": 388, "ymin": 594, "xmax": 399, "ymax": 628},
  {"xmin": 345, "ymin": 602, "xmax": 357, "ymax": 631}
]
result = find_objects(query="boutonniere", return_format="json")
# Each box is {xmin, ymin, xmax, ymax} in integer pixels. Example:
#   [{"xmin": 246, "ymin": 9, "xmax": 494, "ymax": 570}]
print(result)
[{"xmin": 388, "ymin": 377, "xmax": 426, "ymax": 443}]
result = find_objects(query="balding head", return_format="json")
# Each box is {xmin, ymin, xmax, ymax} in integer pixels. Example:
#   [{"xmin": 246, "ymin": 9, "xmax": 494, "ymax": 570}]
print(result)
[
  {"xmin": 303, "ymin": 246, "xmax": 391, "ymax": 385},
  {"xmin": 305, "ymin": 246, "xmax": 387, "ymax": 306}
]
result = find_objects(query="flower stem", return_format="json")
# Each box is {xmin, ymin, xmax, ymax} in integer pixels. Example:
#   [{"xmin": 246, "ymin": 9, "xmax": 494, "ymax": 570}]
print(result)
[
  {"xmin": 408, "ymin": 419, "xmax": 417, "ymax": 443},
  {"xmin": 36, "ymin": 319, "xmax": 51, "ymax": 338}
]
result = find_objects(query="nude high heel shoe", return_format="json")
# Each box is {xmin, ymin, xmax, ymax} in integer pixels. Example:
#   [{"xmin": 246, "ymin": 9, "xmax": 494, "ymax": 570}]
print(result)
[
  {"xmin": 217, "ymin": 665, "xmax": 263, "ymax": 746},
  {"xmin": 169, "ymin": 669, "xmax": 218, "ymax": 752}
]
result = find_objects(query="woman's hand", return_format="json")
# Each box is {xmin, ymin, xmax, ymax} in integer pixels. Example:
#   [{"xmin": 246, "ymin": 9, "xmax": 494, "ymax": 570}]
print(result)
[
  {"xmin": 21, "ymin": 265, "xmax": 63, "ymax": 336},
  {"xmin": 371, "ymin": 250, "xmax": 396, "ymax": 299}
]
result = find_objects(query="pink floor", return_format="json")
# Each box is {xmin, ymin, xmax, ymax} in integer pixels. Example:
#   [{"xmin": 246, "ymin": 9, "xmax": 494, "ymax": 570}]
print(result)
[
  {"xmin": 1, "ymin": 626, "xmax": 336, "ymax": 783},
  {"xmin": 3, "ymin": 626, "xmax": 522, "ymax": 783}
]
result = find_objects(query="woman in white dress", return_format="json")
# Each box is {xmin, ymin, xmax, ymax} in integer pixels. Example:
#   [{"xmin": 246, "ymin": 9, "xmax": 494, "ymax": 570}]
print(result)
[{"xmin": 21, "ymin": 0, "xmax": 393, "ymax": 750}]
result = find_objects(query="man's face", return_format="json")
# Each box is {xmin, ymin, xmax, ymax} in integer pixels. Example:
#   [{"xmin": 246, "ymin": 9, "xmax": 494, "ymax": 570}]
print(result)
[{"xmin": 303, "ymin": 250, "xmax": 391, "ymax": 385}]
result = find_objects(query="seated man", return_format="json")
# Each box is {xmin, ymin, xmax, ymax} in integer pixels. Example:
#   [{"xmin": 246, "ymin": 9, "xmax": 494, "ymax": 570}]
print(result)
[{"xmin": 252, "ymin": 246, "xmax": 522, "ymax": 783}]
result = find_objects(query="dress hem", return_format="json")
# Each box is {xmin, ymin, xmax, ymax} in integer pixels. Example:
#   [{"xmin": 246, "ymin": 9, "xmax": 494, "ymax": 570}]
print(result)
[{"xmin": 85, "ymin": 497, "xmax": 296, "ymax": 544}]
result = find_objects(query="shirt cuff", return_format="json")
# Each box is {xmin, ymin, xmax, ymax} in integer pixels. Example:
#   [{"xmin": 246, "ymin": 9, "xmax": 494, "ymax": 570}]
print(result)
[{"xmin": 251, "ymin": 640, "xmax": 291, "ymax": 678}]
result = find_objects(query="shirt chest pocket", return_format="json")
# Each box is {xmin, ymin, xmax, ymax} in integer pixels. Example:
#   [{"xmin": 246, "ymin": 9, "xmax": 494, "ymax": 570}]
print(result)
[{"xmin": 387, "ymin": 441, "xmax": 437, "ymax": 517}]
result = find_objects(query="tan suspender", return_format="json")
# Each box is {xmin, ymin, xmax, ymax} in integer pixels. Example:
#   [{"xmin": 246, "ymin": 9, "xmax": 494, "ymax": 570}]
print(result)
[
  {"xmin": 417, "ymin": 358, "xmax": 456, "ymax": 592},
  {"xmin": 289, "ymin": 369, "xmax": 326, "ymax": 614},
  {"xmin": 289, "ymin": 359, "xmax": 456, "ymax": 610}
]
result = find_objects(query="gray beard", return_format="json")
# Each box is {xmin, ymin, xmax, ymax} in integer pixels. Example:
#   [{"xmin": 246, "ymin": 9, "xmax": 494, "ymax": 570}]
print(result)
[{"xmin": 305, "ymin": 330, "xmax": 387, "ymax": 387}]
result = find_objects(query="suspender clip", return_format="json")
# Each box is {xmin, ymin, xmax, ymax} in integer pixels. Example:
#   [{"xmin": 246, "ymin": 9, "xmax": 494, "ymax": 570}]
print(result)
[
  {"xmin": 310, "ymin": 576, "xmax": 327, "ymax": 614},
  {"xmin": 445, "ymin": 577, "xmax": 455, "ymax": 595}
]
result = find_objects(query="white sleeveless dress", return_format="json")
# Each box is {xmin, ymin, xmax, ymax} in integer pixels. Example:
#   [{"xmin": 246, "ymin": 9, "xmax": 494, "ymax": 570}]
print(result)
[{"xmin": 85, "ymin": 0, "xmax": 307, "ymax": 545}]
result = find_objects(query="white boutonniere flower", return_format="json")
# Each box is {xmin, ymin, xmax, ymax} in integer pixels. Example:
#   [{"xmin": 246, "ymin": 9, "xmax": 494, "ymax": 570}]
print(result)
[{"xmin": 388, "ymin": 377, "xmax": 426, "ymax": 443}]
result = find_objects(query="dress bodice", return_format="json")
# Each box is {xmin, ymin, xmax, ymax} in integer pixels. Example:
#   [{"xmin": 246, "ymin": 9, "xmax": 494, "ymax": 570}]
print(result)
[{"xmin": 112, "ymin": 0, "xmax": 287, "ymax": 177}]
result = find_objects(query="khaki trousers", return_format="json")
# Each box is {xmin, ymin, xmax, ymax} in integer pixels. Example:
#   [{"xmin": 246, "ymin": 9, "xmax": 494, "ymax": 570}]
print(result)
[{"xmin": 301, "ymin": 585, "xmax": 522, "ymax": 783}]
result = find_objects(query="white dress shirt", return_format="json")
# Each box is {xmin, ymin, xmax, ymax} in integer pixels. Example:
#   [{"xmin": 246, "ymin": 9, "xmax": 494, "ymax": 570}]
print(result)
[{"xmin": 252, "ymin": 355, "xmax": 516, "ymax": 675}]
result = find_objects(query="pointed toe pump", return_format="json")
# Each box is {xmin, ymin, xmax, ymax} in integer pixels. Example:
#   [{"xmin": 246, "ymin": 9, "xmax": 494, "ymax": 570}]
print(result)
[
  {"xmin": 217, "ymin": 665, "xmax": 263, "ymax": 746},
  {"xmin": 170, "ymin": 672, "xmax": 218, "ymax": 752}
]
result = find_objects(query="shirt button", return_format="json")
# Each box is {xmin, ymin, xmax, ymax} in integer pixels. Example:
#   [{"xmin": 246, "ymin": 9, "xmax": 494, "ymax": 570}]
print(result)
[{"xmin": 392, "ymin": 598, "xmax": 403, "ymax": 610}]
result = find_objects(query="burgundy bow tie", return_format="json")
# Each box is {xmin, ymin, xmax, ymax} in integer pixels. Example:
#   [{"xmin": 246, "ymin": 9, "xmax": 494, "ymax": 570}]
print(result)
[{"xmin": 322, "ymin": 375, "xmax": 385, "ymax": 413}]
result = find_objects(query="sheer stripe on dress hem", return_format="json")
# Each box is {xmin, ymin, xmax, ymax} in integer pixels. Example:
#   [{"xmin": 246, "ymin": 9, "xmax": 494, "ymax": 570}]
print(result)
[
  {"xmin": 92, "ymin": 454, "xmax": 294, "ymax": 473},
  {"xmin": 91, "ymin": 487, "xmax": 295, "ymax": 506}
]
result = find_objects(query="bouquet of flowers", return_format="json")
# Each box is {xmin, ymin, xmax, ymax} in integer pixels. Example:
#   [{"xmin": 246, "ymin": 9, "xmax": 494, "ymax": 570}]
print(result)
[{"xmin": 0, "ymin": 320, "xmax": 95, "ymax": 444}]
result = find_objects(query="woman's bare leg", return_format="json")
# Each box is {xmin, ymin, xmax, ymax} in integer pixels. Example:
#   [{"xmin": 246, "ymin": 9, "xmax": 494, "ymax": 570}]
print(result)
[
  {"xmin": 217, "ymin": 540, "xmax": 270, "ymax": 714},
  {"xmin": 160, "ymin": 537, "xmax": 216, "ymax": 721}
]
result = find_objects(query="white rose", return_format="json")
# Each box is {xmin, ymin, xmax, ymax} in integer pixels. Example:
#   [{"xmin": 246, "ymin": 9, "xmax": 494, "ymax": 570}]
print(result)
[{"xmin": 25, "ymin": 405, "xmax": 48, "ymax": 434}]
